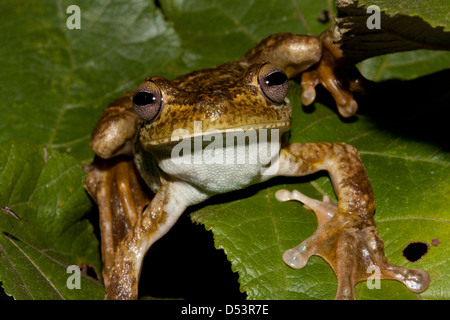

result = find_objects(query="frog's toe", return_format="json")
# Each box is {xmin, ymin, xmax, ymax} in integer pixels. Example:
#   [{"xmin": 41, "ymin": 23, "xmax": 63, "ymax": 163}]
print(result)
[
  {"xmin": 300, "ymin": 84, "xmax": 316, "ymax": 106},
  {"xmin": 332, "ymin": 225, "xmax": 430, "ymax": 299},
  {"xmin": 337, "ymin": 99, "xmax": 358, "ymax": 118},
  {"xmin": 385, "ymin": 264, "xmax": 431, "ymax": 293},
  {"xmin": 298, "ymin": 28, "xmax": 377, "ymax": 118},
  {"xmin": 299, "ymin": 59, "xmax": 361, "ymax": 118},
  {"xmin": 275, "ymin": 189, "xmax": 337, "ymax": 225},
  {"xmin": 283, "ymin": 236, "xmax": 318, "ymax": 269},
  {"xmin": 277, "ymin": 189, "xmax": 430, "ymax": 300},
  {"xmin": 300, "ymin": 71, "xmax": 318, "ymax": 106}
]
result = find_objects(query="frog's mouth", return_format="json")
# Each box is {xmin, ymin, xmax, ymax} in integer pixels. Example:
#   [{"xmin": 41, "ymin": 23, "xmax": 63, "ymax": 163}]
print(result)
[{"xmin": 143, "ymin": 120, "xmax": 291, "ymax": 147}]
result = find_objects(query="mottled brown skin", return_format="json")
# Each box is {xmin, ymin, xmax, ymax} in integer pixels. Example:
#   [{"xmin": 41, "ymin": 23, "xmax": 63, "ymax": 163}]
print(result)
[
  {"xmin": 276, "ymin": 143, "xmax": 430, "ymax": 299},
  {"xmin": 85, "ymin": 26, "xmax": 430, "ymax": 300},
  {"xmin": 138, "ymin": 63, "xmax": 291, "ymax": 147}
]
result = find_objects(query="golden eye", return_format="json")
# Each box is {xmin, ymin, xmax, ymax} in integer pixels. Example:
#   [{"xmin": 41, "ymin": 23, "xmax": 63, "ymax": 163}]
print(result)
[
  {"xmin": 258, "ymin": 63, "xmax": 288, "ymax": 104},
  {"xmin": 133, "ymin": 81, "xmax": 162, "ymax": 122}
]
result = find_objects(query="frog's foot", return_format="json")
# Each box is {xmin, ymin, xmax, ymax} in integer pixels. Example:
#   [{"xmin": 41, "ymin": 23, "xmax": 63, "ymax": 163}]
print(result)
[
  {"xmin": 275, "ymin": 189, "xmax": 337, "ymax": 226},
  {"xmin": 275, "ymin": 189, "xmax": 430, "ymax": 300},
  {"xmin": 300, "ymin": 29, "xmax": 371, "ymax": 118},
  {"xmin": 84, "ymin": 156, "xmax": 151, "ymax": 287}
]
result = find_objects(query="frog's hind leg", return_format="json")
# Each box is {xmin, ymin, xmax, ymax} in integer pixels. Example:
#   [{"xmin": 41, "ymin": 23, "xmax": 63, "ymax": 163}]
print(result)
[
  {"xmin": 276, "ymin": 188, "xmax": 430, "ymax": 300},
  {"xmin": 84, "ymin": 156, "xmax": 151, "ymax": 287}
]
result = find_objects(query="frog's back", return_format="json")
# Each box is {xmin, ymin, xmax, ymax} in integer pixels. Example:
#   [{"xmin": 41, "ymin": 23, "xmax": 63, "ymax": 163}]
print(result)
[{"xmin": 171, "ymin": 61, "xmax": 248, "ymax": 92}]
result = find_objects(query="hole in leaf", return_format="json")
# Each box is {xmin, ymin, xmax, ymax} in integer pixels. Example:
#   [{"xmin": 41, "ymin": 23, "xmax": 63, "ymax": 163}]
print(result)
[
  {"xmin": 80, "ymin": 263, "xmax": 100, "ymax": 280},
  {"xmin": 403, "ymin": 242, "xmax": 429, "ymax": 262}
]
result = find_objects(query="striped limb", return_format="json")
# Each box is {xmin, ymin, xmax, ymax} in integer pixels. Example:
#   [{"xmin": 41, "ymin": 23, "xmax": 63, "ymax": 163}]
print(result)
[{"xmin": 276, "ymin": 143, "xmax": 430, "ymax": 299}]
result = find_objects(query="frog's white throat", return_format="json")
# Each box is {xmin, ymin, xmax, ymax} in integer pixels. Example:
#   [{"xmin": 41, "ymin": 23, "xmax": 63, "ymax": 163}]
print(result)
[{"xmin": 152, "ymin": 125, "xmax": 284, "ymax": 195}]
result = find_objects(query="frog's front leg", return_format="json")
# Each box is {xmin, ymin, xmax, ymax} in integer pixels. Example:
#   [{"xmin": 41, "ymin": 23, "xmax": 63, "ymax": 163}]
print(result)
[
  {"xmin": 243, "ymin": 26, "xmax": 370, "ymax": 117},
  {"xmin": 277, "ymin": 143, "xmax": 430, "ymax": 299},
  {"xmin": 298, "ymin": 27, "xmax": 371, "ymax": 118},
  {"xmin": 84, "ymin": 156, "xmax": 151, "ymax": 286},
  {"xmin": 104, "ymin": 181, "xmax": 199, "ymax": 299}
]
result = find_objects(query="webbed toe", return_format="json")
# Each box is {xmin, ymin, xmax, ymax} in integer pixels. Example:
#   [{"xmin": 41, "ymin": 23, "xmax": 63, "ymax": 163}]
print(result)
[{"xmin": 276, "ymin": 189, "xmax": 430, "ymax": 299}]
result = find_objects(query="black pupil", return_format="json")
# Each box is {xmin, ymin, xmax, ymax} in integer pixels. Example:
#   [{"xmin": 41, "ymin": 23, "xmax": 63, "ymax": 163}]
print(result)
[
  {"xmin": 133, "ymin": 91, "xmax": 156, "ymax": 106},
  {"xmin": 265, "ymin": 72, "xmax": 287, "ymax": 86}
]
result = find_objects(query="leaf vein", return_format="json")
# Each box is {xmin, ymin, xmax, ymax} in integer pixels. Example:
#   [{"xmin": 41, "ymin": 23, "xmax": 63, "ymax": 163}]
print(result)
[
  {"xmin": 265, "ymin": 187, "xmax": 287, "ymax": 298},
  {"xmin": 4, "ymin": 236, "xmax": 65, "ymax": 299},
  {"xmin": 359, "ymin": 151, "xmax": 449, "ymax": 166},
  {"xmin": 0, "ymin": 236, "xmax": 34, "ymax": 299}
]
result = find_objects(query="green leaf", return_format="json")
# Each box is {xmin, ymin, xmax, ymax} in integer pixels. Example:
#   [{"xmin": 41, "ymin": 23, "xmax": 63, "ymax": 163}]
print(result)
[
  {"xmin": 357, "ymin": 0, "xmax": 450, "ymax": 30},
  {"xmin": 335, "ymin": 0, "xmax": 450, "ymax": 62},
  {"xmin": 0, "ymin": 0, "xmax": 448, "ymax": 300},
  {"xmin": 0, "ymin": 142, "xmax": 104, "ymax": 299},
  {"xmin": 0, "ymin": 0, "xmax": 181, "ymax": 163},
  {"xmin": 358, "ymin": 50, "xmax": 450, "ymax": 81},
  {"xmin": 159, "ymin": 0, "xmax": 334, "ymax": 69}
]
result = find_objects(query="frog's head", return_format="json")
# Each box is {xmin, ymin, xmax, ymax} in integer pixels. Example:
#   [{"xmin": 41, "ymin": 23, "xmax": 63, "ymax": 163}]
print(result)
[{"xmin": 133, "ymin": 62, "xmax": 292, "ymax": 149}]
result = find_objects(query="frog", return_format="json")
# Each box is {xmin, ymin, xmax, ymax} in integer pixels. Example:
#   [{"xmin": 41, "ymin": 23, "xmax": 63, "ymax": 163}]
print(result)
[{"xmin": 84, "ymin": 27, "xmax": 430, "ymax": 300}]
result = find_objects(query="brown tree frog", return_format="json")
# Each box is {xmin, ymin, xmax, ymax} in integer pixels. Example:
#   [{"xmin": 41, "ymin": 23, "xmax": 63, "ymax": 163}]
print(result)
[{"xmin": 85, "ymin": 27, "xmax": 430, "ymax": 299}]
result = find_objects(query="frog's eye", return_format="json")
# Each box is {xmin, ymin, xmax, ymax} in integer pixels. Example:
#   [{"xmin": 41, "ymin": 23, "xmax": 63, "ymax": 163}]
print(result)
[
  {"xmin": 258, "ymin": 64, "xmax": 289, "ymax": 104},
  {"xmin": 133, "ymin": 82, "xmax": 162, "ymax": 122}
]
